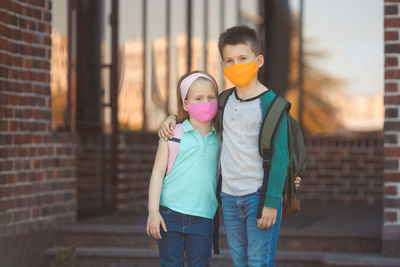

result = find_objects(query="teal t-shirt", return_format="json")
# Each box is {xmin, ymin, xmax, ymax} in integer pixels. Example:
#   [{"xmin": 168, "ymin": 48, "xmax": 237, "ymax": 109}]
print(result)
[{"xmin": 160, "ymin": 119, "xmax": 220, "ymax": 219}]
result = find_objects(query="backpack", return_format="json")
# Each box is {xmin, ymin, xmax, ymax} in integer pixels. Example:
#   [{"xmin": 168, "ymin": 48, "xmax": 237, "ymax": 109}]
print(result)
[
  {"xmin": 217, "ymin": 88, "xmax": 307, "ymax": 218},
  {"xmin": 166, "ymin": 124, "xmax": 183, "ymax": 176}
]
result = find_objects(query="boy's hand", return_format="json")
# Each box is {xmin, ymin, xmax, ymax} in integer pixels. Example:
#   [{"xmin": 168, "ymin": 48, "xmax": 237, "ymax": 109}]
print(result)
[
  {"xmin": 158, "ymin": 115, "xmax": 177, "ymax": 140},
  {"xmin": 294, "ymin": 176, "xmax": 302, "ymax": 190},
  {"xmin": 146, "ymin": 211, "xmax": 167, "ymax": 240},
  {"xmin": 257, "ymin": 206, "xmax": 277, "ymax": 229}
]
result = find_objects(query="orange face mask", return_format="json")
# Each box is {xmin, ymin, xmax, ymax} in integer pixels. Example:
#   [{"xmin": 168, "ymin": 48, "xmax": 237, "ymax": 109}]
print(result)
[{"xmin": 223, "ymin": 61, "xmax": 259, "ymax": 87}]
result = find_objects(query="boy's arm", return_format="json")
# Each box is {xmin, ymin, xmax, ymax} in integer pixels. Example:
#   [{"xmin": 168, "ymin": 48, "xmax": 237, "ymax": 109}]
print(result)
[
  {"xmin": 158, "ymin": 115, "xmax": 177, "ymax": 140},
  {"xmin": 264, "ymin": 112, "xmax": 289, "ymax": 209}
]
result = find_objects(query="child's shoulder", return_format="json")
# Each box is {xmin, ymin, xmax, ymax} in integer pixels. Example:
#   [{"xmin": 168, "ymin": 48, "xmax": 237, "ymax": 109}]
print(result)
[{"xmin": 218, "ymin": 87, "xmax": 235, "ymax": 97}]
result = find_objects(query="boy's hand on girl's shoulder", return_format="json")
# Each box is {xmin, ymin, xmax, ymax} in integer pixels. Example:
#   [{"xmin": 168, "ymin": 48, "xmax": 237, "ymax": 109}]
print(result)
[
  {"xmin": 257, "ymin": 206, "xmax": 277, "ymax": 229},
  {"xmin": 146, "ymin": 211, "xmax": 167, "ymax": 240},
  {"xmin": 158, "ymin": 115, "xmax": 177, "ymax": 140}
]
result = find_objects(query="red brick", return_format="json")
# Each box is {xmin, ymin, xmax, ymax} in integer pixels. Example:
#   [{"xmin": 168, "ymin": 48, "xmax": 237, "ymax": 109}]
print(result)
[
  {"xmin": 385, "ymin": 121, "xmax": 400, "ymax": 131},
  {"xmin": 386, "ymin": 56, "xmax": 399, "ymax": 66},
  {"xmin": 13, "ymin": 209, "xmax": 30, "ymax": 222},
  {"xmin": 384, "ymin": 185, "xmax": 399, "ymax": 195},
  {"xmin": 386, "ymin": 5, "xmax": 399, "ymax": 15},
  {"xmin": 385, "ymin": 134, "xmax": 398, "ymax": 145},
  {"xmin": 384, "ymin": 211, "xmax": 398, "ymax": 222},
  {"xmin": 385, "ymin": 95, "xmax": 400, "ymax": 105},
  {"xmin": 385, "ymin": 147, "xmax": 400, "ymax": 157},
  {"xmin": 384, "ymin": 198, "xmax": 400, "ymax": 208},
  {"xmin": 385, "ymin": 82, "xmax": 398, "ymax": 92},
  {"xmin": 385, "ymin": 18, "xmax": 400, "ymax": 28}
]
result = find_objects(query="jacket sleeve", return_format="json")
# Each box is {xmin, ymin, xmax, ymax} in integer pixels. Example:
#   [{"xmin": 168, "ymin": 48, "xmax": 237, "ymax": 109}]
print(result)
[{"xmin": 263, "ymin": 112, "xmax": 289, "ymax": 209}]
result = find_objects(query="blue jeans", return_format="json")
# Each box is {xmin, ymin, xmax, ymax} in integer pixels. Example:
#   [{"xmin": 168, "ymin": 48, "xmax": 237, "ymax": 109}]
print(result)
[
  {"xmin": 220, "ymin": 190, "xmax": 283, "ymax": 267},
  {"xmin": 158, "ymin": 206, "xmax": 213, "ymax": 267}
]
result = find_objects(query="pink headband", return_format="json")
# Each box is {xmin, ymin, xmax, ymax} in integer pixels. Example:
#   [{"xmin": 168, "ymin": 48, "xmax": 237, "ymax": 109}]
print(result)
[{"xmin": 179, "ymin": 73, "xmax": 216, "ymax": 104}]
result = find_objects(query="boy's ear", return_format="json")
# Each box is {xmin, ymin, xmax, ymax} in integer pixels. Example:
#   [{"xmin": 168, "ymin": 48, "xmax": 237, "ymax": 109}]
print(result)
[
  {"xmin": 220, "ymin": 60, "xmax": 225, "ymax": 68},
  {"xmin": 256, "ymin": 55, "xmax": 264, "ymax": 68}
]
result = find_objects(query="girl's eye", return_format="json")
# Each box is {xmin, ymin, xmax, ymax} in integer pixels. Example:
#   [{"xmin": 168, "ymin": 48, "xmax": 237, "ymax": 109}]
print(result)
[{"xmin": 195, "ymin": 97, "xmax": 201, "ymax": 101}]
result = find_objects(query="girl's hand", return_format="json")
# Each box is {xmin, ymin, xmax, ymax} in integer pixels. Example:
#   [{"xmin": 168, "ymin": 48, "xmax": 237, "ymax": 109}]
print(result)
[
  {"xmin": 294, "ymin": 176, "xmax": 302, "ymax": 190},
  {"xmin": 146, "ymin": 211, "xmax": 168, "ymax": 240},
  {"xmin": 158, "ymin": 115, "xmax": 177, "ymax": 140}
]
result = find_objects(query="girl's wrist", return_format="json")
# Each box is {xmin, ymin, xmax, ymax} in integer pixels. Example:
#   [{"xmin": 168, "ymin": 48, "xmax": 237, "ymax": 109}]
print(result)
[{"xmin": 148, "ymin": 208, "xmax": 159, "ymax": 213}]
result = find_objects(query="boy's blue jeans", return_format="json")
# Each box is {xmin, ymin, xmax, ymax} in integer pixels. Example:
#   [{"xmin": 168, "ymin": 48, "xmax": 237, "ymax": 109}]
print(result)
[
  {"xmin": 220, "ymin": 190, "xmax": 283, "ymax": 267},
  {"xmin": 158, "ymin": 206, "xmax": 213, "ymax": 267}
]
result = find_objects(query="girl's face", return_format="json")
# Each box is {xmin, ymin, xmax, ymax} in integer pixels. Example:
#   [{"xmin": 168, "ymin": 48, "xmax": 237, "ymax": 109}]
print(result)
[{"xmin": 184, "ymin": 79, "xmax": 217, "ymax": 110}]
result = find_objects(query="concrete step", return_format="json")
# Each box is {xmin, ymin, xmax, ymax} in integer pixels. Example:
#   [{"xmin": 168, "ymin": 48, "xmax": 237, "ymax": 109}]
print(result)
[
  {"xmin": 46, "ymin": 247, "xmax": 233, "ymax": 267},
  {"xmin": 45, "ymin": 247, "xmax": 400, "ymax": 267},
  {"xmin": 55, "ymin": 224, "xmax": 381, "ymax": 254},
  {"xmin": 277, "ymin": 230, "xmax": 381, "ymax": 254}
]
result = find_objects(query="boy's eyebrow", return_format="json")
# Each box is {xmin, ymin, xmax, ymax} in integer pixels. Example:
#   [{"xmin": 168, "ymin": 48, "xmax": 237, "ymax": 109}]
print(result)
[{"xmin": 223, "ymin": 54, "xmax": 248, "ymax": 60}]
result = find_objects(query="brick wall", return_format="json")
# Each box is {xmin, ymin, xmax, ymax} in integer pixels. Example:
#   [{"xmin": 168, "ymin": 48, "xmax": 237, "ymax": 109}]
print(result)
[
  {"xmin": 302, "ymin": 135, "xmax": 383, "ymax": 204},
  {"xmin": 384, "ymin": 0, "xmax": 400, "ymax": 257},
  {"xmin": 117, "ymin": 132, "xmax": 157, "ymax": 211},
  {"xmin": 77, "ymin": 132, "xmax": 157, "ymax": 213},
  {"xmin": 75, "ymin": 132, "xmax": 157, "ymax": 214},
  {"xmin": 0, "ymin": 0, "xmax": 77, "ymax": 242},
  {"xmin": 77, "ymin": 134, "xmax": 113, "ymax": 217},
  {"xmin": 114, "ymin": 133, "xmax": 383, "ymax": 212}
]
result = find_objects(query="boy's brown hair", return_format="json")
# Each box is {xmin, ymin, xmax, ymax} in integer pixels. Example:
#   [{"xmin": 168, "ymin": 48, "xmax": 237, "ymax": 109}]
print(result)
[
  {"xmin": 176, "ymin": 71, "xmax": 219, "ymax": 128},
  {"xmin": 218, "ymin": 25, "xmax": 261, "ymax": 57}
]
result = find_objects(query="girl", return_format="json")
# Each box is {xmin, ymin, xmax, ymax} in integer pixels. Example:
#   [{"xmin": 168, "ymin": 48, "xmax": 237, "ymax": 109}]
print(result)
[{"xmin": 146, "ymin": 71, "xmax": 220, "ymax": 267}]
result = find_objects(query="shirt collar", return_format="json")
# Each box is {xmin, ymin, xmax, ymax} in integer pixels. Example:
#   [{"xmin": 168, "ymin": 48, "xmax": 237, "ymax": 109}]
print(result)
[{"xmin": 182, "ymin": 119, "xmax": 216, "ymax": 134}]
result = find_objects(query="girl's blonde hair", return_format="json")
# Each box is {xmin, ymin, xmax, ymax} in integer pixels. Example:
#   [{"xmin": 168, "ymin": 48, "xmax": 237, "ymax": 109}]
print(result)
[{"xmin": 176, "ymin": 70, "xmax": 219, "ymax": 125}]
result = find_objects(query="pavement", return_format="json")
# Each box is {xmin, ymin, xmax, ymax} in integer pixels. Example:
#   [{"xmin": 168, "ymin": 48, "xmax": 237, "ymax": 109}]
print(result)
[{"xmin": 77, "ymin": 200, "xmax": 382, "ymax": 239}]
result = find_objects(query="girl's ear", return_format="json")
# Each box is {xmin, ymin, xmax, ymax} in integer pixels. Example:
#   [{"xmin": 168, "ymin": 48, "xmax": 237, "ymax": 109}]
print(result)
[
  {"xmin": 183, "ymin": 100, "xmax": 188, "ymax": 112},
  {"xmin": 256, "ymin": 55, "xmax": 264, "ymax": 68}
]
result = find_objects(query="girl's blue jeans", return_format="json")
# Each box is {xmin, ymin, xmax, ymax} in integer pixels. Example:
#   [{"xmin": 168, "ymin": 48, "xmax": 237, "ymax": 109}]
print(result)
[
  {"xmin": 158, "ymin": 206, "xmax": 213, "ymax": 267},
  {"xmin": 220, "ymin": 190, "xmax": 283, "ymax": 267}
]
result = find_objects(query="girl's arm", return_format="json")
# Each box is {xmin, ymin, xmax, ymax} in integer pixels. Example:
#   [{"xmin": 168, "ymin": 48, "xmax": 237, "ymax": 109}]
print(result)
[{"xmin": 146, "ymin": 140, "xmax": 169, "ymax": 239}]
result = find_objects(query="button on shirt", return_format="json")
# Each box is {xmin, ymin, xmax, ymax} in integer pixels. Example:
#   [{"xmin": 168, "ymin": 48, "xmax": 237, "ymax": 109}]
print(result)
[{"xmin": 160, "ymin": 119, "xmax": 221, "ymax": 219}]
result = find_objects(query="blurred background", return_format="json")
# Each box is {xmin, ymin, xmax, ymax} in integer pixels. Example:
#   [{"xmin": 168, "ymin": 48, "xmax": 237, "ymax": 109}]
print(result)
[
  {"xmin": 49, "ymin": 0, "xmax": 385, "ymax": 216},
  {"xmin": 51, "ymin": 0, "xmax": 383, "ymax": 135}
]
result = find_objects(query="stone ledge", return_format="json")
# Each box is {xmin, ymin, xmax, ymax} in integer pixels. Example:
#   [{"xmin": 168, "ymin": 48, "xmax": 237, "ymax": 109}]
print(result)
[{"xmin": 46, "ymin": 247, "xmax": 400, "ymax": 266}]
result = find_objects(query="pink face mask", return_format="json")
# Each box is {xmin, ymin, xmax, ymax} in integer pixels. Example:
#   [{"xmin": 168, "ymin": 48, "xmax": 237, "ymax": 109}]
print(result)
[{"xmin": 186, "ymin": 102, "xmax": 218, "ymax": 123}]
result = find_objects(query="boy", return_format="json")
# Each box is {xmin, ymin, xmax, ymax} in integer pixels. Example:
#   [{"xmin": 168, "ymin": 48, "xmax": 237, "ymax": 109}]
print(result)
[{"xmin": 159, "ymin": 26, "xmax": 300, "ymax": 266}]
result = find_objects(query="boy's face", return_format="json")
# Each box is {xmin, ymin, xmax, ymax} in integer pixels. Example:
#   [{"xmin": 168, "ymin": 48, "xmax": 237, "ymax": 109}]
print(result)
[{"xmin": 221, "ymin": 43, "xmax": 264, "ymax": 68}]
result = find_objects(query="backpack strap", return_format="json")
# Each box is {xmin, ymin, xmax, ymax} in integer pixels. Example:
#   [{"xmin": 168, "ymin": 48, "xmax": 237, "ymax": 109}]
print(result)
[
  {"xmin": 217, "ymin": 88, "xmax": 235, "ymax": 134},
  {"xmin": 259, "ymin": 96, "xmax": 291, "ymax": 158},
  {"xmin": 213, "ymin": 88, "xmax": 234, "ymax": 255},
  {"xmin": 256, "ymin": 95, "xmax": 291, "ymax": 218},
  {"xmin": 166, "ymin": 123, "xmax": 183, "ymax": 176}
]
